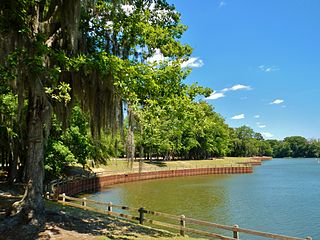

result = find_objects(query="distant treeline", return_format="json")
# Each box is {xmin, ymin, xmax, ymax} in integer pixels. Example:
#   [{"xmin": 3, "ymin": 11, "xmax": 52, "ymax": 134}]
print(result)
[
  {"xmin": 228, "ymin": 129, "xmax": 320, "ymax": 158},
  {"xmin": 267, "ymin": 137, "xmax": 320, "ymax": 158}
]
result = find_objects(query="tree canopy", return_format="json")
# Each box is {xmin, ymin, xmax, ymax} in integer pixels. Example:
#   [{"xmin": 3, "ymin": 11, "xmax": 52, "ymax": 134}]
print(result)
[{"xmin": 0, "ymin": 0, "xmax": 216, "ymax": 225}]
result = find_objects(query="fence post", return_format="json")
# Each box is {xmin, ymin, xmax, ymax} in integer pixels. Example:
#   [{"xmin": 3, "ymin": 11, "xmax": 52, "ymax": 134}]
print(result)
[
  {"xmin": 180, "ymin": 215, "xmax": 186, "ymax": 236},
  {"xmin": 82, "ymin": 198, "xmax": 87, "ymax": 210},
  {"xmin": 233, "ymin": 224, "xmax": 239, "ymax": 239},
  {"xmin": 108, "ymin": 202, "xmax": 113, "ymax": 212},
  {"xmin": 138, "ymin": 207, "xmax": 145, "ymax": 224},
  {"xmin": 62, "ymin": 193, "xmax": 66, "ymax": 205}
]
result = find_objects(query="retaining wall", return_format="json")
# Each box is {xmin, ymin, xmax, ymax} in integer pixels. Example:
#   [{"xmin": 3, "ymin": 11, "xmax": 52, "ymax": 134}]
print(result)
[{"xmin": 56, "ymin": 166, "xmax": 253, "ymax": 196}]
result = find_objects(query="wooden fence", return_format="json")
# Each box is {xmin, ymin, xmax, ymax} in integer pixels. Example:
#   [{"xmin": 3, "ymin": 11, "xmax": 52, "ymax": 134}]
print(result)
[{"xmin": 52, "ymin": 193, "xmax": 312, "ymax": 240}]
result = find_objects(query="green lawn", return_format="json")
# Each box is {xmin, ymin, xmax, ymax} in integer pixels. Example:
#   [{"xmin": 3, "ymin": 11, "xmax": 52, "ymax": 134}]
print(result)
[{"xmin": 91, "ymin": 157, "xmax": 256, "ymax": 175}]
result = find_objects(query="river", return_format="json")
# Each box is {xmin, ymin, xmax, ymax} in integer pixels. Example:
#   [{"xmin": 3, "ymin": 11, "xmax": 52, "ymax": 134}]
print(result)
[{"xmin": 86, "ymin": 158, "xmax": 320, "ymax": 239}]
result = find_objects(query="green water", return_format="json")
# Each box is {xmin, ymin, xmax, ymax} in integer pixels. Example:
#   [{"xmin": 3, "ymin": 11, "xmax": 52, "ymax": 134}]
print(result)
[{"xmin": 87, "ymin": 158, "xmax": 320, "ymax": 239}]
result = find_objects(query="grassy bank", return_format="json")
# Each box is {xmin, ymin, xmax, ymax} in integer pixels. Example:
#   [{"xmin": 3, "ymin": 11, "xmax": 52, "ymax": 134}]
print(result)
[{"xmin": 91, "ymin": 157, "xmax": 256, "ymax": 175}]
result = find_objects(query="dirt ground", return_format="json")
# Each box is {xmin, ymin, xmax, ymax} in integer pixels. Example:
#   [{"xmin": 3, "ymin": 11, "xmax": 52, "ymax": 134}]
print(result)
[{"xmin": 0, "ymin": 181, "xmax": 198, "ymax": 240}]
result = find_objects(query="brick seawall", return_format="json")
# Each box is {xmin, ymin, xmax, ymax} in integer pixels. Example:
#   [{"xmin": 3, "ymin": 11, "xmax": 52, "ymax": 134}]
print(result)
[{"xmin": 57, "ymin": 166, "xmax": 253, "ymax": 196}]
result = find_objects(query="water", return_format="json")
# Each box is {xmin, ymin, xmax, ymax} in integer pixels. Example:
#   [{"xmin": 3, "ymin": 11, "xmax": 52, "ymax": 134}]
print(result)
[{"xmin": 87, "ymin": 158, "xmax": 320, "ymax": 239}]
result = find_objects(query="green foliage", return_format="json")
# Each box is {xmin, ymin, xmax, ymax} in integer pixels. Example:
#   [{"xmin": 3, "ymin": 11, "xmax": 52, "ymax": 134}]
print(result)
[
  {"xmin": 45, "ymin": 140, "xmax": 76, "ymax": 178},
  {"xmin": 134, "ymin": 82, "xmax": 229, "ymax": 160},
  {"xmin": 45, "ymin": 106, "xmax": 91, "ymax": 177},
  {"xmin": 63, "ymin": 126, "xmax": 90, "ymax": 167},
  {"xmin": 228, "ymin": 126, "xmax": 272, "ymax": 157},
  {"xmin": 267, "ymin": 137, "xmax": 320, "ymax": 158},
  {"xmin": 89, "ymin": 134, "xmax": 124, "ymax": 163}
]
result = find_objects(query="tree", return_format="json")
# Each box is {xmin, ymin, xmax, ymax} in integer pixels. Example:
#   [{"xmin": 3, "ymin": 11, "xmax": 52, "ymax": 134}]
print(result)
[
  {"xmin": 0, "ymin": 87, "xmax": 20, "ymax": 183},
  {"xmin": 85, "ymin": 0, "xmax": 193, "ymax": 165},
  {"xmin": 306, "ymin": 139, "xmax": 320, "ymax": 158},
  {"xmin": 1, "ymin": 0, "xmax": 83, "ymax": 224},
  {"xmin": 284, "ymin": 136, "xmax": 308, "ymax": 158},
  {"xmin": 0, "ymin": 0, "xmax": 195, "ymax": 225},
  {"xmin": 229, "ymin": 126, "xmax": 272, "ymax": 157}
]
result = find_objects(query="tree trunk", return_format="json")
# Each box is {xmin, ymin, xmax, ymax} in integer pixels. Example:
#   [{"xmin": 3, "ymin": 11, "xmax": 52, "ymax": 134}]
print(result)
[
  {"xmin": 10, "ymin": 78, "xmax": 51, "ymax": 225},
  {"xmin": 8, "ymin": 138, "xmax": 18, "ymax": 184},
  {"xmin": 139, "ymin": 127, "xmax": 144, "ymax": 173},
  {"xmin": 127, "ymin": 106, "xmax": 135, "ymax": 169}
]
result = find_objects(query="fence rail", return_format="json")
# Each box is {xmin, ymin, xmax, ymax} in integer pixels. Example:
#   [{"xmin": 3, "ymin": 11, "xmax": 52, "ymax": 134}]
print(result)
[{"xmin": 54, "ymin": 193, "xmax": 312, "ymax": 240}]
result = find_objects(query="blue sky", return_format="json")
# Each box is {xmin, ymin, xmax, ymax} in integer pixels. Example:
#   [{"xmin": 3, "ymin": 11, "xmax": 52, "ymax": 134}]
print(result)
[{"xmin": 169, "ymin": 0, "xmax": 320, "ymax": 140}]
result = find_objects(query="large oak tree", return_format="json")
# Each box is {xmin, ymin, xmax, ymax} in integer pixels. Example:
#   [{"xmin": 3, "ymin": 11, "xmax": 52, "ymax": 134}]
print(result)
[{"xmin": 0, "ymin": 0, "xmax": 193, "ymax": 226}]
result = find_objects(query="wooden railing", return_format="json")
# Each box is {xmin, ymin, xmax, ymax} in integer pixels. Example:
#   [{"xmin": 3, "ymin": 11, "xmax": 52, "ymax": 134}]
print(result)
[{"xmin": 53, "ymin": 193, "xmax": 313, "ymax": 240}]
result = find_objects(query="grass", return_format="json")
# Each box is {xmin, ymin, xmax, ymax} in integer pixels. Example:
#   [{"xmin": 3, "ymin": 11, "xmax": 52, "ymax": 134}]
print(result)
[{"xmin": 90, "ymin": 157, "xmax": 255, "ymax": 175}]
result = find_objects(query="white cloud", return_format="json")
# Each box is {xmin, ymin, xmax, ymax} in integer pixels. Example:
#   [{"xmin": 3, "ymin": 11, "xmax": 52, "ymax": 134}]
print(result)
[
  {"xmin": 147, "ymin": 49, "xmax": 165, "ymax": 63},
  {"xmin": 221, "ymin": 84, "xmax": 252, "ymax": 92},
  {"xmin": 231, "ymin": 114, "xmax": 245, "ymax": 120},
  {"xmin": 206, "ymin": 91, "xmax": 225, "ymax": 100},
  {"xmin": 181, "ymin": 57, "xmax": 204, "ymax": 68},
  {"xmin": 270, "ymin": 99, "xmax": 284, "ymax": 105},
  {"xmin": 254, "ymin": 115, "xmax": 260, "ymax": 119},
  {"xmin": 256, "ymin": 121, "xmax": 266, "ymax": 128},
  {"xmin": 262, "ymin": 132, "xmax": 274, "ymax": 138},
  {"xmin": 259, "ymin": 65, "xmax": 279, "ymax": 72},
  {"xmin": 205, "ymin": 84, "xmax": 251, "ymax": 102}
]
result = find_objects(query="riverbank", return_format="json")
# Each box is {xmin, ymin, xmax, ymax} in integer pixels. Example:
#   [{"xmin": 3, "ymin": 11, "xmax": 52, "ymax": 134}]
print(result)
[
  {"xmin": 88, "ymin": 157, "xmax": 263, "ymax": 175},
  {"xmin": 53, "ymin": 157, "xmax": 266, "ymax": 197},
  {"xmin": 56, "ymin": 165, "xmax": 253, "ymax": 196}
]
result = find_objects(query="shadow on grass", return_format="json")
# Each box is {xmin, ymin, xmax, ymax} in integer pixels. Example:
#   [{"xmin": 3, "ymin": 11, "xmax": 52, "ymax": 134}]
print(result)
[
  {"xmin": 42, "ymin": 201, "xmax": 175, "ymax": 239},
  {"xmin": 0, "ymin": 198, "xmax": 176, "ymax": 240},
  {"xmin": 144, "ymin": 160, "xmax": 168, "ymax": 167}
]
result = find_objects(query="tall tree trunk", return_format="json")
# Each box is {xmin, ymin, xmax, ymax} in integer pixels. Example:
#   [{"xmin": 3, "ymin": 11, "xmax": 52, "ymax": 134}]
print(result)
[
  {"xmin": 10, "ymin": 78, "xmax": 51, "ymax": 225},
  {"xmin": 139, "ymin": 127, "xmax": 144, "ymax": 173},
  {"xmin": 8, "ymin": 138, "xmax": 18, "ymax": 184},
  {"xmin": 127, "ymin": 105, "xmax": 135, "ymax": 169}
]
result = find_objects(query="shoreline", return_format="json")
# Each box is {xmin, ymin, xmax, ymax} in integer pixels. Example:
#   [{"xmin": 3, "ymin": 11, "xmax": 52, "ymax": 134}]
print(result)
[
  {"xmin": 55, "ymin": 165, "xmax": 254, "ymax": 196},
  {"xmin": 53, "ymin": 157, "xmax": 273, "ymax": 196}
]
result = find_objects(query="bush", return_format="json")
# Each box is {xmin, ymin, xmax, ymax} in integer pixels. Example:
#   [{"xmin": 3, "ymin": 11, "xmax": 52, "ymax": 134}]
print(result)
[{"xmin": 45, "ymin": 140, "xmax": 76, "ymax": 179}]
